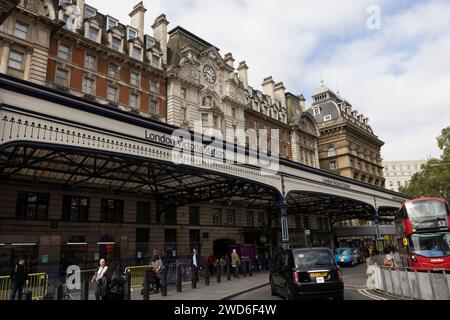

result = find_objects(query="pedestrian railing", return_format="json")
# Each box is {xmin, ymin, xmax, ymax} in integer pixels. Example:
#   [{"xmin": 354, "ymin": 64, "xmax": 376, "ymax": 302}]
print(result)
[
  {"xmin": 0, "ymin": 275, "xmax": 11, "ymax": 300},
  {"xmin": 125, "ymin": 266, "xmax": 150, "ymax": 290},
  {"xmin": 0, "ymin": 273, "xmax": 48, "ymax": 300},
  {"xmin": 366, "ymin": 260, "xmax": 450, "ymax": 300}
]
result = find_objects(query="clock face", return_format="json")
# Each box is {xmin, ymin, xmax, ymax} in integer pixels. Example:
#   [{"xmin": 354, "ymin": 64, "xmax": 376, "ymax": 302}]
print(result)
[{"xmin": 203, "ymin": 65, "xmax": 217, "ymax": 85}]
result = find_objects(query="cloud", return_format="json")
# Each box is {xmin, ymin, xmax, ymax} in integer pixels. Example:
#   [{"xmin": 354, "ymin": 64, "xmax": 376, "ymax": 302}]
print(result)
[{"xmin": 86, "ymin": 0, "xmax": 450, "ymax": 161}]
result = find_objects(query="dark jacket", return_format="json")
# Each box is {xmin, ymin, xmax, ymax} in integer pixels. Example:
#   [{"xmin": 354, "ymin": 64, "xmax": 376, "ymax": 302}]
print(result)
[
  {"xmin": 190, "ymin": 254, "xmax": 202, "ymax": 268},
  {"xmin": 108, "ymin": 270, "xmax": 126, "ymax": 296},
  {"xmin": 10, "ymin": 264, "xmax": 28, "ymax": 285}
]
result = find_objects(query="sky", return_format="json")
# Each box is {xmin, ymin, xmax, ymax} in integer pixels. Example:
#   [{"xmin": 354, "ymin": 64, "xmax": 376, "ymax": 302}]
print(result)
[{"xmin": 87, "ymin": 0, "xmax": 450, "ymax": 161}]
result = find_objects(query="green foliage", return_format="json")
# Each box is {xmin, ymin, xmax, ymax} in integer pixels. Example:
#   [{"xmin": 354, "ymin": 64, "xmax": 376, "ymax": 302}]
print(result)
[{"xmin": 399, "ymin": 126, "xmax": 450, "ymax": 202}]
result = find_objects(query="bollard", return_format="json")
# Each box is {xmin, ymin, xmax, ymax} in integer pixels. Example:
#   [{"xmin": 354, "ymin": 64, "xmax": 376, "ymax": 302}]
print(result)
[
  {"xmin": 242, "ymin": 261, "xmax": 247, "ymax": 277},
  {"xmin": 80, "ymin": 279, "xmax": 90, "ymax": 300},
  {"xmin": 176, "ymin": 264, "xmax": 182, "ymax": 293},
  {"xmin": 191, "ymin": 266, "xmax": 197, "ymax": 289},
  {"xmin": 143, "ymin": 269, "xmax": 150, "ymax": 301},
  {"xmin": 161, "ymin": 268, "xmax": 167, "ymax": 297},
  {"xmin": 248, "ymin": 261, "xmax": 253, "ymax": 277},
  {"xmin": 125, "ymin": 271, "xmax": 132, "ymax": 300},
  {"xmin": 217, "ymin": 264, "xmax": 222, "ymax": 283},
  {"xmin": 205, "ymin": 268, "xmax": 210, "ymax": 286},
  {"xmin": 55, "ymin": 284, "xmax": 63, "ymax": 300}
]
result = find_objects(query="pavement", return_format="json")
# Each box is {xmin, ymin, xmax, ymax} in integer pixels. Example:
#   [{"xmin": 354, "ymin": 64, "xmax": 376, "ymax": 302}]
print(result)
[{"xmin": 132, "ymin": 271, "xmax": 270, "ymax": 301}]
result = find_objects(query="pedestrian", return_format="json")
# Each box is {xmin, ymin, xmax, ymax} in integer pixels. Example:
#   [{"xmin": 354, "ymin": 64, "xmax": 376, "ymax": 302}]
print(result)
[
  {"xmin": 150, "ymin": 250, "xmax": 163, "ymax": 294},
  {"xmin": 207, "ymin": 254, "xmax": 215, "ymax": 276},
  {"xmin": 10, "ymin": 258, "xmax": 28, "ymax": 300},
  {"xmin": 383, "ymin": 250, "xmax": 397, "ymax": 270},
  {"xmin": 91, "ymin": 258, "xmax": 108, "ymax": 300},
  {"xmin": 190, "ymin": 248, "xmax": 202, "ymax": 285},
  {"xmin": 108, "ymin": 263, "xmax": 126, "ymax": 300},
  {"xmin": 231, "ymin": 249, "xmax": 241, "ymax": 277}
]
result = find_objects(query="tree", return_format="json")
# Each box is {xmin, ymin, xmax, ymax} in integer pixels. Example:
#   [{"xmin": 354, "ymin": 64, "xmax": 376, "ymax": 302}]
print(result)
[{"xmin": 399, "ymin": 126, "xmax": 450, "ymax": 202}]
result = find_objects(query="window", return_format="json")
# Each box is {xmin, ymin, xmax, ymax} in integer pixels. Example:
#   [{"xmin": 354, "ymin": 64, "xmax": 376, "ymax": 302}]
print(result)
[
  {"xmin": 62, "ymin": 196, "xmax": 89, "ymax": 222},
  {"xmin": 55, "ymin": 68, "xmax": 69, "ymax": 87},
  {"xmin": 83, "ymin": 78, "xmax": 94, "ymax": 95},
  {"xmin": 107, "ymin": 16, "xmax": 119, "ymax": 29},
  {"xmin": 202, "ymin": 113, "xmax": 209, "ymax": 126},
  {"xmin": 258, "ymin": 212, "xmax": 266, "ymax": 227},
  {"xmin": 213, "ymin": 209, "xmax": 222, "ymax": 225},
  {"xmin": 150, "ymin": 100, "xmax": 158, "ymax": 115},
  {"xmin": 313, "ymin": 107, "xmax": 321, "ymax": 116},
  {"xmin": 246, "ymin": 211, "xmax": 254, "ymax": 227},
  {"xmin": 330, "ymin": 160, "xmax": 337, "ymax": 171},
  {"xmin": 226, "ymin": 209, "xmax": 235, "ymax": 226},
  {"xmin": 232, "ymin": 108, "xmax": 236, "ymax": 119},
  {"xmin": 136, "ymin": 201, "xmax": 151, "ymax": 224},
  {"xmin": 101, "ymin": 199, "xmax": 123, "ymax": 223},
  {"xmin": 107, "ymin": 86, "xmax": 118, "ymax": 102},
  {"xmin": 130, "ymin": 71, "xmax": 140, "ymax": 86},
  {"xmin": 84, "ymin": 53, "xmax": 96, "ymax": 70},
  {"xmin": 181, "ymin": 87, "xmax": 187, "ymax": 100},
  {"xmin": 16, "ymin": 192, "xmax": 49, "ymax": 220},
  {"xmin": 152, "ymin": 54, "xmax": 159, "ymax": 66},
  {"xmin": 14, "ymin": 21, "xmax": 28, "ymax": 39},
  {"xmin": 150, "ymin": 80, "xmax": 160, "ymax": 93},
  {"xmin": 132, "ymin": 46, "xmax": 142, "ymax": 60},
  {"xmin": 189, "ymin": 206, "xmax": 200, "ymax": 226},
  {"xmin": 62, "ymin": 14, "xmax": 70, "ymax": 29},
  {"xmin": 57, "ymin": 43, "xmax": 70, "ymax": 60},
  {"xmin": 88, "ymin": 26, "xmax": 99, "ymax": 41},
  {"xmin": 108, "ymin": 63, "xmax": 119, "ymax": 78},
  {"xmin": 84, "ymin": 6, "xmax": 96, "ymax": 19},
  {"xmin": 129, "ymin": 93, "xmax": 138, "ymax": 109},
  {"xmin": 181, "ymin": 107, "xmax": 187, "ymax": 121},
  {"xmin": 8, "ymin": 51, "xmax": 24, "ymax": 70},
  {"xmin": 165, "ymin": 207, "xmax": 177, "ymax": 225},
  {"xmin": 328, "ymin": 147, "xmax": 336, "ymax": 157},
  {"xmin": 213, "ymin": 115, "xmax": 218, "ymax": 128},
  {"xmin": 111, "ymin": 37, "xmax": 121, "ymax": 52},
  {"xmin": 127, "ymin": 27, "xmax": 138, "ymax": 40},
  {"xmin": 324, "ymin": 115, "xmax": 332, "ymax": 122}
]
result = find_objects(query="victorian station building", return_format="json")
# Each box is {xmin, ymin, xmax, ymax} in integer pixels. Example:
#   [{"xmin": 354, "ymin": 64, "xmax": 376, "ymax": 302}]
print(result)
[{"xmin": 0, "ymin": 1, "xmax": 396, "ymax": 274}]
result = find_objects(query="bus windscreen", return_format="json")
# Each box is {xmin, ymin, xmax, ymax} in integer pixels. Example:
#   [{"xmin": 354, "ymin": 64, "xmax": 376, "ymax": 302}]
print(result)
[{"xmin": 405, "ymin": 200, "xmax": 449, "ymax": 230}]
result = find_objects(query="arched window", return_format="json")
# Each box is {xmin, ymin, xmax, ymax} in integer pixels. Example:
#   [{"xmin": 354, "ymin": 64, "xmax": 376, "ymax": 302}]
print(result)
[{"xmin": 328, "ymin": 147, "xmax": 336, "ymax": 157}]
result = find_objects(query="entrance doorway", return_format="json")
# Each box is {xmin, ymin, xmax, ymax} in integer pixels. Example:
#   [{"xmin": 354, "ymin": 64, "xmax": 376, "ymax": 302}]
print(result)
[{"xmin": 213, "ymin": 239, "xmax": 236, "ymax": 259}]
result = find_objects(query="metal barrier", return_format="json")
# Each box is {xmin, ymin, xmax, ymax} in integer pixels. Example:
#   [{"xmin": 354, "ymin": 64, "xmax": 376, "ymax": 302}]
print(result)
[
  {"xmin": 366, "ymin": 258, "xmax": 450, "ymax": 300},
  {"xmin": 0, "ymin": 273, "xmax": 48, "ymax": 300},
  {"xmin": 0, "ymin": 275, "xmax": 11, "ymax": 300},
  {"xmin": 124, "ymin": 266, "xmax": 150, "ymax": 290}
]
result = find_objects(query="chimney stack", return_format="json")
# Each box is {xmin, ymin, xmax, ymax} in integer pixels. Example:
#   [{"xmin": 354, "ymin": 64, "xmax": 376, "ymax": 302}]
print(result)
[
  {"xmin": 152, "ymin": 14, "xmax": 170, "ymax": 65},
  {"xmin": 298, "ymin": 94, "xmax": 306, "ymax": 111},
  {"xmin": 262, "ymin": 76, "xmax": 275, "ymax": 100},
  {"xmin": 237, "ymin": 61, "xmax": 249, "ymax": 86},
  {"xmin": 274, "ymin": 82, "xmax": 286, "ymax": 108},
  {"xmin": 129, "ymin": 1, "xmax": 146, "ymax": 41},
  {"xmin": 224, "ymin": 53, "xmax": 235, "ymax": 68}
]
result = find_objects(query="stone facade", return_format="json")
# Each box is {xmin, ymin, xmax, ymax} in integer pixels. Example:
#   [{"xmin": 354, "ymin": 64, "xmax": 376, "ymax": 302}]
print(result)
[
  {"xmin": 383, "ymin": 160, "xmax": 426, "ymax": 192},
  {"xmin": 306, "ymin": 84, "xmax": 385, "ymax": 187},
  {"xmin": 166, "ymin": 26, "xmax": 247, "ymax": 143}
]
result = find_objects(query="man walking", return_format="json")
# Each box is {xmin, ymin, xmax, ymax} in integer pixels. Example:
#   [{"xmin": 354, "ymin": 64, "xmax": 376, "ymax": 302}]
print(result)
[
  {"xmin": 191, "ymin": 248, "xmax": 202, "ymax": 285},
  {"xmin": 10, "ymin": 258, "xmax": 28, "ymax": 300}
]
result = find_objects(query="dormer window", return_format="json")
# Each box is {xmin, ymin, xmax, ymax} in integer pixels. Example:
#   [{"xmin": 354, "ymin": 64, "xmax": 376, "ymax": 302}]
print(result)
[
  {"xmin": 313, "ymin": 107, "xmax": 321, "ymax": 116},
  {"xmin": 324, "ymin": 115, "xmax": 332, "ymax": 122},
  {"xmin": 88, "ymin": 26, "xmax": 99, "ymax": 42},
  {"xmin": 14, "ymin": 21, "xmax": 28, "ymax": 39},
  {"xmin": 151, "ymin": 54, "xmax": 160, "ymax": 67},
  {"xmin": 111, "ymin": 36, "xmax": 121, "ymax": 52},
  {"xmin": 127, "ymin": 27, "xmax": 138, "ymax": 40},
  {"xmin": 84, "ymin": 5, "xmax": 97, "ymax": 19},
  {"xmin": 107, "ymin": 16, "xmax": 119, "ymax": 30},
  {"xmin": 132, "ymin": 46, "xmax": 142, "ymax": 60}
]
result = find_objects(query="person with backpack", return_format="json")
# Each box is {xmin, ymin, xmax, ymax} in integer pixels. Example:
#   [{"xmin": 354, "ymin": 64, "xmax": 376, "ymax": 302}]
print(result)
[
  {"xmin": 108, "ymin": 263, "xmax": 126, "ymax": 300},
  {"xmin": 10, "ymin": 258, "xmax": 28, "ymax": 300}
]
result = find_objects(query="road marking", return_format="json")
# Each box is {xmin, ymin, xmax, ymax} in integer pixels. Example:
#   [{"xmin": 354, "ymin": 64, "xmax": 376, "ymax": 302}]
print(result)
[{"xmin": 358, "ymin": 289, "xmax": 388, "ymax": 300}]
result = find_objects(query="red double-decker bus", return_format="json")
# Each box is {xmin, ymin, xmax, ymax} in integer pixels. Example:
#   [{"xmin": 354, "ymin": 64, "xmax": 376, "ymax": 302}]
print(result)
[{"xmin": 395, "ymin": 197, "xmax": 450, "ymax": 271}]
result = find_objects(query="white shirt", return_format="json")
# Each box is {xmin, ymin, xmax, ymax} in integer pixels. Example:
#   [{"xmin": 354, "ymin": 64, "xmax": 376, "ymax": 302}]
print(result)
[
  {"xmin": 193, "ymin": 254, "xmax": 197, "ymax": 267},
  {"xmin": 95, "ymin": 266, "xmax": 108, "ymax": 282}
]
